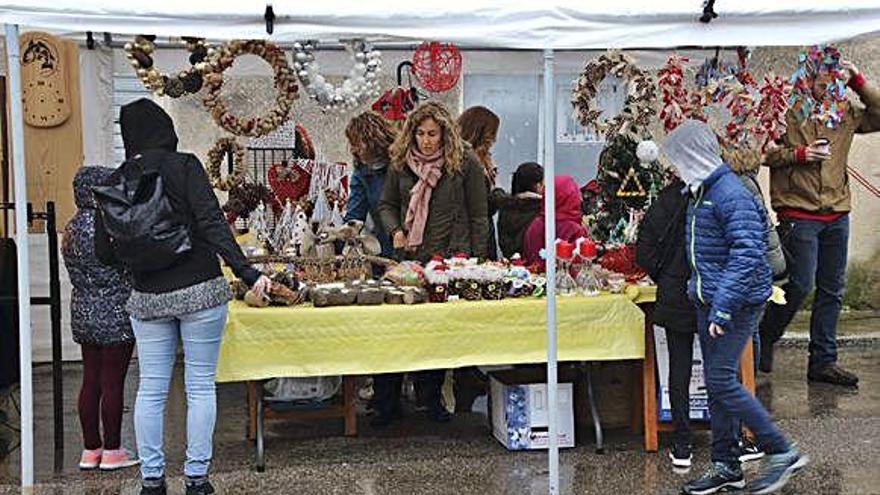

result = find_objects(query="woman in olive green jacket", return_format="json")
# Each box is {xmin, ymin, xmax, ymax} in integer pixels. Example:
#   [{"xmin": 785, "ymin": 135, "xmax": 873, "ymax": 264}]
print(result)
[
  {"xmin": 378, "ymin": 102, "xmax": 489, "ymax": 263},
  {"xmin": 372, "ymin": 102, "xmax": 488, "ymax": 428}
]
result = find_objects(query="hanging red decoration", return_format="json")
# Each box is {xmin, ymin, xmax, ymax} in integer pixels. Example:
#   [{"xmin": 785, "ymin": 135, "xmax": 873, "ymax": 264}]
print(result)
[
  {"xmin": 411, "ymin": 41, "xmax": 462, "ymax": 93},
  {"xmin": 268, "ymin": 161, "xmax": 311, "ymax": 205},
  {"xmin": 657, "ymin": 55, "xmax": 691, "ymax": 132}
]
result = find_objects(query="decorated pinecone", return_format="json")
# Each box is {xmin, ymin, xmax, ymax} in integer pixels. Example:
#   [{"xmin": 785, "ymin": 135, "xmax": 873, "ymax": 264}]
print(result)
[
  {"xmin": 428, "ymin": 283, "xmax": 449, "ymax": 303},
  {"xmin": 482, "ymin": 281, "xmax": 505, "ymax": 300},
  {"xmin": 460, "ymin": 279, "xmax": 482, "ymax": 301},
  {"xmin": 270, "ymin": 271, "xmax": 299, "ymax": 291}
]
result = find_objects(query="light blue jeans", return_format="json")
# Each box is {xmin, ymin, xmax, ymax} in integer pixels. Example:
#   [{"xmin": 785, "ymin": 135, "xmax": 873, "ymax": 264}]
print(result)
[{"xmin": 131, "ymin": 303, "xmax": 228, "ymax": 479}]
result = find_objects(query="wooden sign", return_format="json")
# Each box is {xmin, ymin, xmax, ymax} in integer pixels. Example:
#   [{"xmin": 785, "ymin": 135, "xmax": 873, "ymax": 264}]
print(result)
[{"xmin": 20, "ymin": 31, "xmax": 72, "ymax": 128}]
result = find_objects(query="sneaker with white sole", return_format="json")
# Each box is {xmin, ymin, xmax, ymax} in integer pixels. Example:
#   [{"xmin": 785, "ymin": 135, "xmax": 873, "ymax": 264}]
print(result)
[
  {"xmin": 739, "ymin": 438, "xmax": 765, "ymax": 463},
  {"xmin": 99, "ymin": 448, "xmax": 140, "ymax": 470},
  {"xmin": 745, "ymin": 446, "xmax": 809, "ymax": 494},
  {"xmin": 79, "ymin": 448, "xmax": 102, "ymax": 470},
  {"xmin": 669, "ymin": 443, "xmax": 693, "ymax": 468},
  {"xmin": 682, "ymin": 462, "xmax": 745, "ymax": 495}
]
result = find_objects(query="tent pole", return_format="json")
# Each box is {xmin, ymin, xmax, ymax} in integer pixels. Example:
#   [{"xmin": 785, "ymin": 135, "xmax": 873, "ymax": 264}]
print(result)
[
  {"xmin": 5, "ymin": 23, "xmax": 34, "ymax": 491},
  {"xmin": 541, "ymin": 47, "xmax": 559, "ymax": 495}
]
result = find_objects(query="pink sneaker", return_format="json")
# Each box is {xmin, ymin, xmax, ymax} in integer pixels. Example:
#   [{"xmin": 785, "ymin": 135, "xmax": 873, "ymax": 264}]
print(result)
[
  {"xmin": 79, "ymin": 448, "xmax": 102, "ymax": 470},
  {"xmin": 99, "ymin": 449, "xmax": 140, "ymax": 471}
]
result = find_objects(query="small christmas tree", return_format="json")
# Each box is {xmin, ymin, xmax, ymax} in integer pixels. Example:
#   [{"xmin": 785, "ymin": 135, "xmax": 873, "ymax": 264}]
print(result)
[{"xmin": 584, "ymin": 135, "xmax": 666, "ymax": 247}]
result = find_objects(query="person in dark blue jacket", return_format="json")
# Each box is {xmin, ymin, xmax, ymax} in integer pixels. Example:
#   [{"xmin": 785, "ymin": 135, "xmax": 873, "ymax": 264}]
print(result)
[
  {"xmin": 664, "ymin": 120, "xmax": 807, "ymax": 495},
  {"xmin": 344, "ymin": 111, "xmax": 397, "ymax": 259}
]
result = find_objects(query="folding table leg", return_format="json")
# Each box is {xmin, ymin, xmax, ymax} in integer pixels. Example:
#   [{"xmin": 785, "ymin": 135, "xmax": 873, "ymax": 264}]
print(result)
[
  {"xmin": 585, "ymin": 365, "xmax": 604, "ymax": 454},
  {"xmin": 255, "ymin": 386, "xmax": 265, "ymax": 473}
]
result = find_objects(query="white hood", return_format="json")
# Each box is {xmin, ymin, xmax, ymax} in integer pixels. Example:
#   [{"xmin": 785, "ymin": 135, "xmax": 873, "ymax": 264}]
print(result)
[{"xmin": 662, "ymin": 119, "xmax": 724, "ymax": 192}]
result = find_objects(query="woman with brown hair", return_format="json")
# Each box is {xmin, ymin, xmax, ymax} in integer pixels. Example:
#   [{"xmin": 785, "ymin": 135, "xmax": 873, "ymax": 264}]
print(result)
[
  {"xmin": 458, "ymin": 105, "xmax": 502, "ymax": 259},
  {"xmin": 343, "ymin": 111, "xmax": 398, "ymax": 258},
  {"xmin": 375, "ymin": 101, "xmax": 488, "ymax": 427}
]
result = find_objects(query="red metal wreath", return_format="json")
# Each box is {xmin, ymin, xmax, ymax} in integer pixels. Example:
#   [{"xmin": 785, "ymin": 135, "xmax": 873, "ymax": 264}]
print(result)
[{"xmin": 412, "ymin": 41, "xmax": 462, "ymax": 93}]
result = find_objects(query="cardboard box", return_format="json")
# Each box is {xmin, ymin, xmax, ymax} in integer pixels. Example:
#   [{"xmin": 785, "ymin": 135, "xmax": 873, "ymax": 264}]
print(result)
[{"xmin": 490, "ymin": 370, "xmax": 575, "ymax": 450}]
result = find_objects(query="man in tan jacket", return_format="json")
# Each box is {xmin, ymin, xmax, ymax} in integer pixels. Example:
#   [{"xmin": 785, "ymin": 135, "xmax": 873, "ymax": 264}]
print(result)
[{"xmin": 760, "ymin": 60, "xmax": 880, "ymax": 386}]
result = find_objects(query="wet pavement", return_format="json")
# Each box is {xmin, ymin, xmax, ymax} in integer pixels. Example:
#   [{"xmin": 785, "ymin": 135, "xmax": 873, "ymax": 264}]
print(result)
[{"xmin": 0, "ymin": 346, "xmax": 878, "ymax": 494}]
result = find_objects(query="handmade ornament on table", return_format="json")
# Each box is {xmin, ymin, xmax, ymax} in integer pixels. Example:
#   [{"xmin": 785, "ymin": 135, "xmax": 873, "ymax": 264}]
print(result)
[
  {"xmin": 206, "ymin": 137, "xmax": 246, "ymax": 191},
  {"xmin": 504, "ymin": 259, "xmax": 534, "ymax": 298},
  {"xmin": 124, "ymin": 35, "xmax": 207, "ymax": 98},
  {"xmin": 480, "ymin": 263, "xmax": 507, "ymax": 301},
  {"xmin": 411, "ymin": 41, "xmax": 463, "ymax": 93},
  {"xmin": 657, "ymin": 55, "xmax": 691, "ymax": 132},
  {"xmin": 383, "ymin": 261, "xmax": 426, "ymax": 288},
  {"xmin": 223, "ymin": 182, "xmax": 275, "ymax": 224},
  {"xmin": 271, "ymin": 199, "xmax": 296, "ymax": 254},
  {"xmin": 290, "ymin": 205, "xmax": 313, "ymax": 257},
  {"xmin": 202, "ymin": 39, "xmax": 298, "ymax": 137},
  {"xmin": 572, "ymin": 50, "xmax": 657, "ymax": 138},
  {"xmin": 292, "ymin": 39, "xmax": 382, "ymax": 112},
  {"xmin": 789, "ymin": 45, "xmax": 849, "ymax": 129},
  {"xmin": 310, "ymin": 186, "xmax": 332, "ymax": 226},
  {"xmin": 600, "ymin": 244, "xmax": 647, "ymax": 283},
  {"xmin": 425, "ymin": 257, "xmax": 451, "ymax": 303}
]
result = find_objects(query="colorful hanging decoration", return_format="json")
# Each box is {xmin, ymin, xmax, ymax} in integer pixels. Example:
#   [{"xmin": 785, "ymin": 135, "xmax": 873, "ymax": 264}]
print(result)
[
  {"xmin": 292, "ymin": 39, "xmax": 383, "ymax": 112},
  {"xmin": 125, "ymin": 36, "xmax": 208, "ymax": 98},
  {"xmin": 789, "ymin": 45, "xmax": 849, "ymax": 129},
  {"xmin": 754, "ymin": 75, "xmax": 792, "ymax": 151},
  {"xmin": 572, "ymin": 51, "xmax": 657, "ymax": 139},
  {"xmin": 205, "ymin": 137, "xmax": 246, "ymax": 191},
  {"xmin": 657, "ymin": 55, "xmax": 691, "ymax": 132},
  {"xmin": 202, "ymin": 40, "xmax": 299, "ymax": 137},
  {"xmin": 412, "ymin": 41, "xmax": 462, "ymax": 93}
]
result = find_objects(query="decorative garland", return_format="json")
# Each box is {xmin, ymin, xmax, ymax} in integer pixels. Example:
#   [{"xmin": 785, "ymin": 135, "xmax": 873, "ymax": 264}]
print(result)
[
  {"xmin": 754, "ymin": 75, "xmax": 792, "ymax": 150},
  {"xmin": 789, "ymin": 45, "xmax": 848, "ymax": 129},
  {"xmin": 572, "ymin": 51, "xmax": 657, "ymax": 138},
  {"xmin": 202, "ymin": 40, "xmax": 299, "ymax": 137},
  {"xmin": 124, "ymin": 36, "xmax": 207, "ymax": 98},
  {"xmin": 206, "ymin": 137, "xmax": 246, "ymax": 191},
  {"xmin": 657, "ymin": 55, "xmax": 690, "ymax": 132},
  {"xmin": 292, "ymin": 39, "xmax": 382, "ymax": 112}
]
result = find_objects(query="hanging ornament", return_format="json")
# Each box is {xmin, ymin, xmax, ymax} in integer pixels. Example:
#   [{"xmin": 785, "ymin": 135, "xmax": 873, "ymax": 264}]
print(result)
[
  {"xmin": 124, "ymin": 35, "xmax": 208, "ymax": 98},
  {"xmin": 788, "ymin": 45, "xmax": 848, "ymax": 129},
  {"xmin": 572, "ymin": 50, "xmax": 657, "ymax": 139},
  {"xmin": 411, "ymin": 41, "xmax": 463, "ymax": 93},
  {"xmin": 205, "ymin": 137, "xmax": 246, "ymax": 191},
  {"xmin": 268, "ymin": 161, "xmax": 311, "ymax": 205},
  {"xmin": 616, "ymin": 167, "xmax": 647, "ymax": 197},
  {"xmin": 202, "ymin": 39, "xmax": 299, "ymax": 137},
  {"xmin": 754, "ymin": 75, "xmax": 792, "ymax": 151},
  {"xmin": 657, "ymin": 55, "xmax": 691, "ymax": 132},
  {"xmin": 292, "ymin": 39, "xmax": 382, "ymax": 112}
]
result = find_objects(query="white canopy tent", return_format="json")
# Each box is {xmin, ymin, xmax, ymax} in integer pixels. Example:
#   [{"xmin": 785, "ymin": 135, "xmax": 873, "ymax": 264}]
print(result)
[{"xmin": 3, "ymin": 1, "xmax": 880, "ymax": 492}]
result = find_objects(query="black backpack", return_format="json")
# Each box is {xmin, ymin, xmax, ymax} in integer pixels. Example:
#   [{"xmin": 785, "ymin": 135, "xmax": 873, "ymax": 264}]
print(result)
[{"xmin": 92, "ymin": 157, "xmax": 192, "ymax": 271}]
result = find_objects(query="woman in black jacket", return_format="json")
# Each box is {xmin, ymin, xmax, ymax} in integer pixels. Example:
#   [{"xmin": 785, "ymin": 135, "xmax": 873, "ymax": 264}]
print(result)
[
  {"xmin": 636, "ymin": 177, "xmax": 697, "ymax": 468},
  {"xmin": 96, "ymin": 99, "xmax": 270, "ymax": 495}
]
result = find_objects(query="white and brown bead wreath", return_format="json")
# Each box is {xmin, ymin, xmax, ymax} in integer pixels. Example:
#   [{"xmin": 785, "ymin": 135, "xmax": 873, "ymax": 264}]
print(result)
[
  {"xmin": 206, "ymin": 137, "xmax": 246, "ymax": 191},
  {"xmin": 572, "ymin": 51, "xmax": 657, "ymax": 139},
  {"xmin": 124, "ymin": 36, "xmax": 208, "ymax": 98},
  {"xmin": 201, "ymin": 40, "xmax": 299, "ymax": 137}
]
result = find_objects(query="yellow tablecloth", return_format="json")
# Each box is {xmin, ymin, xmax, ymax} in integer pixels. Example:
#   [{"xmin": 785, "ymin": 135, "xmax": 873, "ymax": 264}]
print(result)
[{"xmin": 216, "ymin": 294, "xmax": 647, "ymax": 382}]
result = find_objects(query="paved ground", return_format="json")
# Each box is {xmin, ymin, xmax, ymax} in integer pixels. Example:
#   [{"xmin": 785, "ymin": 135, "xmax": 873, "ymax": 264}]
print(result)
[{"xmin": 0, "ymin": 345, "xmax": 878, "ymax": 494}]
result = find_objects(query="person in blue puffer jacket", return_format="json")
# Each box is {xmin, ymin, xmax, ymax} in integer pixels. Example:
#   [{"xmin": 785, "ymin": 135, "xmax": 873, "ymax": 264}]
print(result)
[{"xmin": 663, "ymin": 120, "xmax": 807, "ymax": 495}]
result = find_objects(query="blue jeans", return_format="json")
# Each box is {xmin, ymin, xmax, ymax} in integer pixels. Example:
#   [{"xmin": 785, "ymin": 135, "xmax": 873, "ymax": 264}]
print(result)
[
  {"xmin": 760, "ymin": 215, "xmax": 848, "ymax": 373},
  {"xmin": 131, "ymin": 304, "xmax": 228, "ymax": 479},
  {"xmin": 697, "ymin": 304, "xmax": 789, "ymax": 464}
]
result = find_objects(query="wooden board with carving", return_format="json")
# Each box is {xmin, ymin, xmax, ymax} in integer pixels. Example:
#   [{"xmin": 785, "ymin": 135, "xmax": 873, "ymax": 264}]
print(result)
[{"xmin": 20, "ymin": 32, "xmax": 72, "ymax": 128}]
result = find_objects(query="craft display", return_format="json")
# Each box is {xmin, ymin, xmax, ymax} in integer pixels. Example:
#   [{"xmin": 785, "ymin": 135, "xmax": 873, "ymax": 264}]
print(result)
[
  {"xmin": 572, "ymin": 51, "xmax": 657, "ymax": 138},
  {"xmin": 202, "ymin": 39, "xmax": 299, "ymax": 137},
  {"xmin": 124, "ymin": 35, "xmax": 207, "ymax": 98},
  {"xmin": 411, "ymin": 41, "xmax": 463, "ymax": 93},
  {"xmin": 206, "ymin": 137, "xmax": 246, "ymax": 191},
  {"xmin": 21, "ymin": 31, "xmax": 72, "ymax": 127},
  {"xmin": 383, "ymin": 262, "xmax": 426, "ymax": 288},
  {"xmin": 425, "ymin": 258, "xmax": 450, "ymax": 303},
  {"xmin": 292, "ymin": 39, "xmax": 382, "ymax": 112},
  {"xmin": 789, "ymin": 45, "xmax": 849, "ymax": 129},
  {"xmin": 600, "ymin": 244, "xmax": 646, "ymax": 283},
  {"xmin": 754, "ymin": 76, "xmax": 792, "ymax": 150}
]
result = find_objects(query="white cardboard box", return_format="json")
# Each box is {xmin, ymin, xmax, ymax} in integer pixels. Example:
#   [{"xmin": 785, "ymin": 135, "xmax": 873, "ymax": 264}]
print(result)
[
  {"xmin": 490, "ymin": 371, "xmax": 575, "ymax": 450},
  {"xmin": 652, "ymin": 325, "xmax": 710, "ymax": 422}
]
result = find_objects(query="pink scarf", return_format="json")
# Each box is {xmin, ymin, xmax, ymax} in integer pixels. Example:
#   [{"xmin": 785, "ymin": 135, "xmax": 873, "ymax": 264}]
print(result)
[{"xmin": 404, "ymin": 147, "xmax": 444, "ymax": 248}]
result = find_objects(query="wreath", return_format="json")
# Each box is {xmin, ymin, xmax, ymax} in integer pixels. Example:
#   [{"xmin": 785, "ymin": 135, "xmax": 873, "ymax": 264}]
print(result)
[
  {"xmin": 292, "ymin": 39, "xmax": 382, "ymax": 112},
  {"xmin": 202, "ymin": 40, "xmax": 299, "ymax": 137},
  {"xmin": 572, "ymin": 51, "xmax": 657, "ymax": 138},
  {"xmin": 206, "ymin": 137, "xmax": 246, "ymax": 191},
  {"xmin": 124, "ymin": 36, "xmax": 207, "ymax": 98}
]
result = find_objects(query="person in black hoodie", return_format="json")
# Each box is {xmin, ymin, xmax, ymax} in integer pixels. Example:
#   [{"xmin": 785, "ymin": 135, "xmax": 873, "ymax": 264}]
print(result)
[
  {"xmin": 495, "ymin": 162, "xmax": 544, "ymax": 259},
  {"xmin": 636, "ymin": 177, "xmax": 698, "ymax": 469},
  {"xmin": 95, "ymin": 98, "xmax": 270, "ymax": 495}
]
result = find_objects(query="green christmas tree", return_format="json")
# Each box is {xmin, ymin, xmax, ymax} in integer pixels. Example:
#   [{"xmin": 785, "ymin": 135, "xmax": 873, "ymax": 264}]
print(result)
[{"xmin": 583, "ymin": 134, "xmax": 667, "ymax": 247}]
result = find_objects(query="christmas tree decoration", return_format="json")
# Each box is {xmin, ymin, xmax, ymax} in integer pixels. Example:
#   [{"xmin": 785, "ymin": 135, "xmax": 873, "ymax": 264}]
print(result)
[
  {"xmin": 616, "ymin": 167, "xmax": 647, "ymax": 197},
  {"xmin": 789, "ymin": 45, "xmax": 848, "ymax": 129},
  {"xmin": 292, "ymin": 39, "xmax": 382, "ymax": 112},
  {"xmin": 412, "ymin": 41, "xmax": 463, "ymax": 93},
  {"xmin": 202, "ymin": 39, "xmax": 299, "ymax": 137},
  {"xmin": 572, "ymin": 50, "xmax": 657, "ymax": 139}
]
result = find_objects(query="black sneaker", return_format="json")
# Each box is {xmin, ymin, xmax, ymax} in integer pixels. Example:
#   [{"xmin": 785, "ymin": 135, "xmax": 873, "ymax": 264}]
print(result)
[
  {"xmin": 140, "ymin": 478, "xmax": 167, "ymax": 495},
  {"xmin": 669, "ymin": 443, "xmax": 693, "ymax": 468},
  {"xmin": 429, "ymin": 408, "xmax": 452, "ymax": 423},
  {"xmin": 682, "ymin": 462, "xmax": 745, "ymax": 495},
  {"xmin": 185, "ymin": 479, "xmax": 215, "ymax": 495},
  {"xmin": 808, "ymin": 364, "xmax": 859, "ymax": 387},
  {"xmin": 738, "ymin": 438, "xmax": 765, "ymax": 463},
  {"xmin": 745, "ymin": 446, "xmax": 809, "ymax": 494},
  {"xmin": 758, "ymin": 342, "xmax": 773, "ymax": 374}
]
